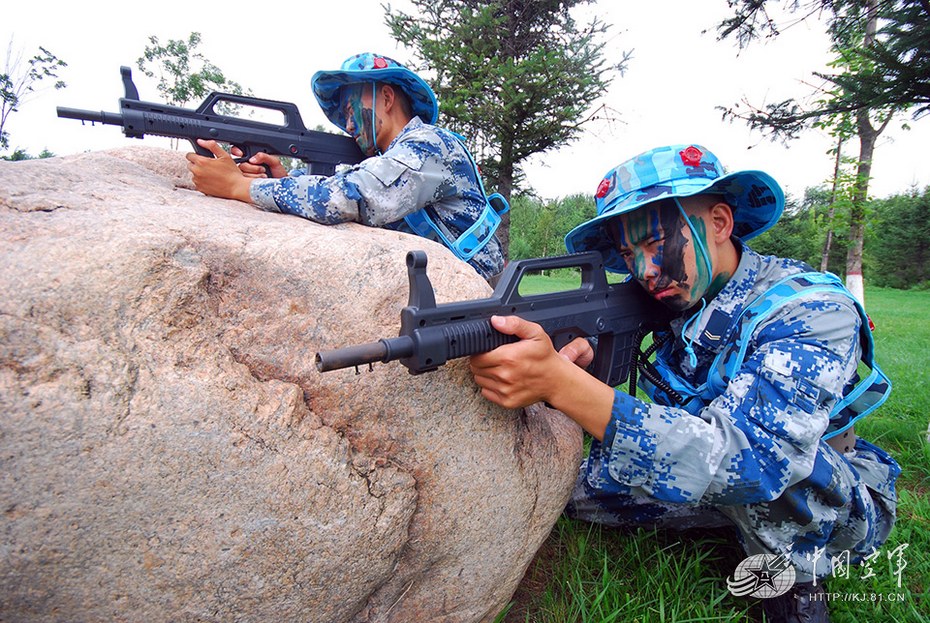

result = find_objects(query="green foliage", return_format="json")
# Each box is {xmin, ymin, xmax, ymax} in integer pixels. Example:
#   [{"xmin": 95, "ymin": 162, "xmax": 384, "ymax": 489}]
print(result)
[
  {"xmin": 384, "ymin": 0, "xmax": 625, "ymax": 198},
  {"xmin": 0, "ymin": 147, "xmax": 54, "ymax": 161},
  {"xmin": 718, "ymin": 2, "xmax": 908, "ymax": 284},
  {"xmin": 868, "ymin": 187, "xmax": 930, "ymax": 289},
  {"xmin": 385, "ymin": 0, "xmax": 625, "ymax": 259},
  {"xmin": 1, "ymin": 41, "xmax": 67, "ymax": 152},
  {"xmin": 752, "ymin": 186, "xmax": 852, "ymax": 275},
  {"xmin": 136, "ymin": 32, "xmax": 248, "ymax": 108},
  {"xmin": 509, "ymin": 193, "xmax": 595, "ymax": 260},
  {"xmin": 828, "ymin": 0, "xmax": 930, "ymax": 120},
  {"xmin": 717, "ymin": 1, "xmax": 928, "ymax": 134},
  {"xmin": 752, "ymin": 198, "xmax": 828, "ymax": 269},
  {"xmin": 752, "ymin": 182, "xmax": 930, "ymax": 284}
]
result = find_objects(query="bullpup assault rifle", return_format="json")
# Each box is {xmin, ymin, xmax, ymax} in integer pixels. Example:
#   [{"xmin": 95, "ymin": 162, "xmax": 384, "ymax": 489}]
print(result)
[
  {"xmin": 316, "ymin": 251, "xmax": 676, "ymax": 392},
  {"xmin": 57, "ymin": 66, "xmax": 364, "ymax": 176}
]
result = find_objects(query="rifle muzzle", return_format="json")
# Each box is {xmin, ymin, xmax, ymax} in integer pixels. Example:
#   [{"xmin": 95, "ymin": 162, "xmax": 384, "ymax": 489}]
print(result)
[{"xmin": 315, "ymin": 336, "xmax": 414, "ymax": 372}]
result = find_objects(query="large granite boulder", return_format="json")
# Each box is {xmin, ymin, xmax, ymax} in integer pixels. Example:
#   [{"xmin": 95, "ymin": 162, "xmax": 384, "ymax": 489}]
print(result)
[{"xmin": 0, "ymin": 147, "xmax": 582, "ymax": 622}]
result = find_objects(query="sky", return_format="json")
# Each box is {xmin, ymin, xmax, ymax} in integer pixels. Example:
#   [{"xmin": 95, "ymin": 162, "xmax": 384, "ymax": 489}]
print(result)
[{"xmin": 3, "ymin": 0, "xmax": 927, "ymax": 203}]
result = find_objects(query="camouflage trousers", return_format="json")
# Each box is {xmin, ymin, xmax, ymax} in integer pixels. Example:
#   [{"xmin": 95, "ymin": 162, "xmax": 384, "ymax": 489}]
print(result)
[{"xmin": 565, "ymin": 438, "xmax": 899, "ymax": 582}]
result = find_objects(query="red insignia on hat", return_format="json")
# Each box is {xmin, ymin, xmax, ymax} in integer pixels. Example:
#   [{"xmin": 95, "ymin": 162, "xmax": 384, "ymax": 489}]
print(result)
[
  {"xmin": 373, "ymin": 56, "xmax": 389, "ymax": 69},
  {"xmin": 596, "ymin": 177, "xmax": 612, "ymax": 198},
  {"xmin": 679, "ymin": 146, "xmax": 703, "ymax": 166}
]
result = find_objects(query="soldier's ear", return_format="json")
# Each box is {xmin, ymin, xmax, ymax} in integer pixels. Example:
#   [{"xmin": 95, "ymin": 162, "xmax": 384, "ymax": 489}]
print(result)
[
  {"xmin": 379, "ymin": 84, "xmax": 397, "ymax": 112},
  {"xmin": 709, "ymin": 202, "xmax": 734, "ymax": 242}
]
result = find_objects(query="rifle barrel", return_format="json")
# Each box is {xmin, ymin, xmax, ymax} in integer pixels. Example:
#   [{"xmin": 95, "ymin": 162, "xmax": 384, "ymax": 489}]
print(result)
[
  {"xmin": 56, "ymin": 107, "xmax": 124, "ymax": 127},
  {"xmin": 315, "ymin": 336, "xmax": 415, "ymax": 372}
]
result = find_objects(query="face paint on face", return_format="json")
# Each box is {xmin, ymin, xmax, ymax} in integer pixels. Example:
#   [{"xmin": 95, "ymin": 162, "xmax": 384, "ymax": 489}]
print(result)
[
  {"xmin": 612, "ymin": 198, "xmax": 713, "ymax": 311},
  {"xmin": 684, "ymin": 211, "xmax": 713, "ymax": 301},
  {"xmin": 341, "ymin": 84, "xmax": 378, "ymax": 156}
]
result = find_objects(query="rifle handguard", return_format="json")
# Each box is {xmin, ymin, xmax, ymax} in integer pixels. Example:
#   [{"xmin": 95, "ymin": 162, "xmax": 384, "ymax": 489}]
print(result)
[{"xmin": 316, "ymin": 250, "xmax": 674, "ymax": 386}]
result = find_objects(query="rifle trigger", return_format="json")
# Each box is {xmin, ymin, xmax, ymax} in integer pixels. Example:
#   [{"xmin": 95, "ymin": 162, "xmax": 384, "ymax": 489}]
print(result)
[{"xmin": 233, "ymin": 155, "xmax": 272, "ymax": 178}]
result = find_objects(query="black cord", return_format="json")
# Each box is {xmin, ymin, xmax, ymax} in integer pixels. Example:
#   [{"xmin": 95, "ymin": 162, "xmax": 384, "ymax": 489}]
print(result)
[
  {"xmin": 627, "ymin": 328, "xmax": 647, "ymax": 398},
  {"xmin": 630, "ymin": 330, "xmax": 686, "ymax": 406}
]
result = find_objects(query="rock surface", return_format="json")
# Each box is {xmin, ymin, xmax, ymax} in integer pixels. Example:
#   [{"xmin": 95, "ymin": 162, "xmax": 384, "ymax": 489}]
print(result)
[{"xmin": 0, "ymin": 147, "xmax": 582, "ymax": 622}]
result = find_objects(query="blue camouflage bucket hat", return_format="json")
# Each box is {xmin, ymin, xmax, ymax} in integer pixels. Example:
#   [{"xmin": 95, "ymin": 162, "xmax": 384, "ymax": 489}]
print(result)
[
  {"xmin": 564, "ymin": 144, "xmax": 785, "ymax": 273},
  {"xmin": 311, "ymin": 53, "xmax": 439, "ymax": 134}
]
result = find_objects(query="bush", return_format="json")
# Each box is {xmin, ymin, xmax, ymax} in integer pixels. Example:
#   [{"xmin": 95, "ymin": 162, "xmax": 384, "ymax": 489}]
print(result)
[
  {"xmin": 509, "ymin": 193, "xmax": 595, "ymax": 260},
  {"xmin": 868, "ymin": 187, "xmax": 930, "ymax": 289}
]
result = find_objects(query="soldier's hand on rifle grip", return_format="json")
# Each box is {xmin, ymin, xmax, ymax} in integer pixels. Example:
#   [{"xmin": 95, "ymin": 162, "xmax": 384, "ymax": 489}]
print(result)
[
  {"xmin": 186, "ymin": 139, "xmax": 253, "ymax": 203},
  {"xmin": 230, "ymin": 146, "xmax": 288, "ymax": 179},
  {"xmin": 559, "ymin": 337, "xmax": 595, "ymax": 369},
  {"xmin": 469, "ymin": 315, "xmax": 614, "ymax": 441}
]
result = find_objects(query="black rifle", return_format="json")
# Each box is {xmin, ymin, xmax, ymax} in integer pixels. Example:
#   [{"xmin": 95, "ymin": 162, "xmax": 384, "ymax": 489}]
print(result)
[
  {"xmin": 57, "ymin": 66, "xmax": 364, "ymax": 176},
  {"xmin": 316, "ymin": 251, "xmax": 675, "ymax": 391}
]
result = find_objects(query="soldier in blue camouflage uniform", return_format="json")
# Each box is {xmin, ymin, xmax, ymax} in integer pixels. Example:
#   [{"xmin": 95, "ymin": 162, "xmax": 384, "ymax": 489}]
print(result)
[
  {"xmin": 186, "ymin": 53, "xmax": 506, "ymax": 281},
  {"xmin": 469, "ymin": 144, "xmax": 899, "ymax": 622}
]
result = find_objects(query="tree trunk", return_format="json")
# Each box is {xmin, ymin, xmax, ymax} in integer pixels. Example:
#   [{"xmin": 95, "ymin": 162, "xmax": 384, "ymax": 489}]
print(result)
[
  {"xmin": 845, "ymin": 115, "xmax": 873, "ymax": 305},
  {"xmin": 496, "ymin": 134, "xmax": 515, "ymax": 261},
  {"xmin": 820, "ymin": 136, "xmax": 843, "ymax": 273},
  {"xmin": 844, "ymin": 0, "xmax": 880, "ymax": 306}
]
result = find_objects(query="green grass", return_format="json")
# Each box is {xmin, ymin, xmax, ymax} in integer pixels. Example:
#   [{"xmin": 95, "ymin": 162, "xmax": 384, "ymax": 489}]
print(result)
[
  {"xmin": 499, "ymin": 282, "xmax": 930, "ymax": 622},
  {"xmin": 855, "ymin": 287, "xmax": 930, "ymax": 491},
  {"xmin": 515, "ymin": 268, "xmax": 627, "ymax": 298}
]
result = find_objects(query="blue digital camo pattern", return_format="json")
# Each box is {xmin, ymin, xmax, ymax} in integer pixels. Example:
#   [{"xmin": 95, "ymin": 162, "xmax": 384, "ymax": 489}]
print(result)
[
  {"xmin": 249, "ymin": 117, "xmax": 504, "ymax": 280},
  {"xmin": 311, "ymin": 52, "xmax": 439, "ymax": 133},
  {"xmin": 641, "ymin": 269, "xmax": 891, "ymax": 440},
  {"xmin": 567, "ymin": 243, "xmax": 900, "ymax": 582},
  {"xmin": 564, "ymin": 144, "xmax": 784, "ymax": 274}
]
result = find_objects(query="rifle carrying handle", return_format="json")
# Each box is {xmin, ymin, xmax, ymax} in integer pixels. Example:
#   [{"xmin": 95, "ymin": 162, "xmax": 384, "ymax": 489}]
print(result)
[
  {"xmin": 192, "ymin": 93, "xmax": 305, "ymax": 175},
  {"xmin": 195, "ymin": 93, "xmax": 307, "ymax": 130},
  {"xmin": 492, "ymin": 252, "xmax": 611, "ymax": 305}
]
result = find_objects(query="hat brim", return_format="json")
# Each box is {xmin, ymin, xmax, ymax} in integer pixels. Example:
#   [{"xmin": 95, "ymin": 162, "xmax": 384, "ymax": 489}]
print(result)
[
  {"xmin": 311, "ymin": 67, "xmax": 439, "ymax": 133},
  {"xmin": 564, "ymin": 170, "xmax": 784, "ymax": 273}
]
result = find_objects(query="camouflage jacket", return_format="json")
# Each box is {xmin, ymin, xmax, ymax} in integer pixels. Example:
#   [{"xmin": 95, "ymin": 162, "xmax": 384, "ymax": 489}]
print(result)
[
  {"xmin": 583, "ymin": 242, "xmax": 899, "ymax": 577},
  {"xmin": 249, "ymin": 117, "xmax": 504, "ymax": 280}
]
